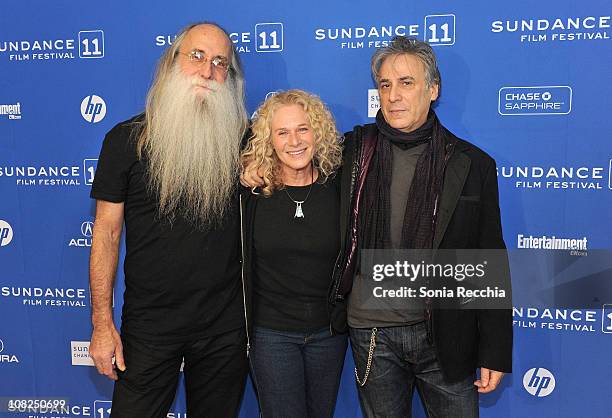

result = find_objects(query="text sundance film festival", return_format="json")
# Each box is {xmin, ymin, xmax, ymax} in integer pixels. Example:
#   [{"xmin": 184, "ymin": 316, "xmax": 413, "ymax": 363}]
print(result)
[
  {"xmin": 315, "ymin": 14, "xmax": 456, "ymax": 49},
  {"xmin": 0, "ymin": 30, "xmax": 105, "ymax": 62}
]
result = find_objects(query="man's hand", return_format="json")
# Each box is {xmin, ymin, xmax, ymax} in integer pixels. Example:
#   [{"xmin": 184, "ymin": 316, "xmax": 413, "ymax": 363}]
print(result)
[
  {"xmin": 89, "ymin": 322, "xmax": 126, "ymax": 381},
  {"xmin": 474, "ymin": 367, "xmax": 504, "ymax": 393},
  {"xmin": 239, "ymin": 162, "xmax": 264, "ymax": 188}
]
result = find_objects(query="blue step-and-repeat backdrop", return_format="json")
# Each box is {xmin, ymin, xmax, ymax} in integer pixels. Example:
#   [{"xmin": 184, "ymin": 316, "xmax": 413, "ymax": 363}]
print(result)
[{"xmin": 1, "ymin": 1, "xmax": 611, "ymax": 417}]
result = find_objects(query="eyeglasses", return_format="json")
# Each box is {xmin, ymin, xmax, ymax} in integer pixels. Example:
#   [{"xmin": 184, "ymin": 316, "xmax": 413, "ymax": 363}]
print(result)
[{"xmin": 178, "ymin": 49, "xmax": 231, "ymax": 73}]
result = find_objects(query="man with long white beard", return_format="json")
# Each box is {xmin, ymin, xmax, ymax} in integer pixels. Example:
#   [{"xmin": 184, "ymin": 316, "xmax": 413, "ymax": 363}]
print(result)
[{"xmin": 88, "ymin": 23, "xmax": 249, "ymax": 418}]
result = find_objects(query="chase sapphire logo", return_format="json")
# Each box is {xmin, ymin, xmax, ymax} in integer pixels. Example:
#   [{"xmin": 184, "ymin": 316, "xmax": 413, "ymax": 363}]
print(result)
[
  {"xmin": 523, "ymin": 367, "xmax": 556, "ymax": 397},
  {"xmin": 81, "ymin": 95, "xmax": 106, "ymax": 123},
  {"xmin": 499, "ymin": 86, "xmax": 572, "ymax": 115}
]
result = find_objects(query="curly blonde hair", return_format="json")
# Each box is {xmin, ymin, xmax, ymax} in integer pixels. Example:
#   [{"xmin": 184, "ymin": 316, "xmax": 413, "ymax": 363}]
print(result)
[{"xmin": 241, "ymin": 89, "xmax": 343, "ymax": 196}]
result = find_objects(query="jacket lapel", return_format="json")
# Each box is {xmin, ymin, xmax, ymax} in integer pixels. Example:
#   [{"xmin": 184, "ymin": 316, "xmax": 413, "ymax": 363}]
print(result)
[{"xmin": 433, "ymin": 151, "xmax": 471, "ymax": 249}]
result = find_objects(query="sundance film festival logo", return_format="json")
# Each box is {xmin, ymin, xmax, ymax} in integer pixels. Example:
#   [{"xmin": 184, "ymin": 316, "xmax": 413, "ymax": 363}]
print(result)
[
  {"xmin": 0, "ymin": 102, "xmax": 22, "ymax": 120},
  {"xmin": 491, "ymin": 16, "xmax": 610, "ymax": 43},
  {"xmin": 497, "ymin": 161, "xmax": 612, "ymax": 191},
  {"xmin": 523, "ymin": 368, "xmax": 555, "ymax": 397},
  {"xmin": 0, "ymin": 220, "xmax": 13, "ymax": 247},
  {"xmin": 81, "ymin": 95, "xmax": 106, "ymax": 123},
  {"xmin": 1, "ymin": 286, "xmax": 88, "ymax": 308},
  {"xmin": 0, "ymin": 159, "xmax": 96, "ymax": 187},
  {"xmin": 498, "ymin": 86, "xmax": 572, "ymax": 116},
  {"xmin": 0, "ymin": 29, "xmax": 105, "ymax": 62},
  {"xmin": 315, "ymin": 14, "xmax": 455, "ymax": 49},
  {"xmin": 69, "ymin": 221, "xmax": 93, "ymax": 247},
  {"xmin": 513, "ymin": 307, "xmax": 600, "ymax": 333},
  {"xmin": 155, "ymin": 22, "xmax": 283, "ymax": 54}
]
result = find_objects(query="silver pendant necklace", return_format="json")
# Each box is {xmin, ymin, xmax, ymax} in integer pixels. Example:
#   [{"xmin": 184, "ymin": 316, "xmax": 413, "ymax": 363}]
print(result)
[{"xmin": 284, "ymin": 167, "xmax": 314, "ymax": 219}]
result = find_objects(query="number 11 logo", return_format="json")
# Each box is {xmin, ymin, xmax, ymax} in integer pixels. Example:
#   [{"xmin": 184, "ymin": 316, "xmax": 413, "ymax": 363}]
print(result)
[
  {"xmin": 255, "ymin": 23, "xmax": 283, "ymax": 52},
  {"xmin": 602, "ymin": 304, "xmax": 612, "ymax": 333},
  {"xmin": 83, "ymin": 159, "xmax": 98, "ymax": 186},
  {"xmin": 79, "ymin": 30, "xmax": 105, "ymax": 58},
  {"xmin": 424, "ymin": 14, "xmax": 455, "ymax": 46},
  {"xmin": 93, "ymin": 400, "xmax": 112, "ymax": 418}
]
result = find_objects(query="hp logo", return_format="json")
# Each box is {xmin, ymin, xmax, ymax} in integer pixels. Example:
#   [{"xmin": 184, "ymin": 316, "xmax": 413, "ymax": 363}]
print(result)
[
  {"xmin": 0, "ymin": 220, "xmax": 13, "ymax": 247},
  {"xmin": 81, "ymin": 221, "xmax": 94, "ymax": 237},
  {"xmin": 81, "ymin": 95, "xmax": 106, "ymax": 123},
  {"xmin": 523, "ymin": 367, "xmax": 555, "ymax": 397},
  {"xmin": 0, "ymin": 339, "xmax": 4, "ymax": 353}
]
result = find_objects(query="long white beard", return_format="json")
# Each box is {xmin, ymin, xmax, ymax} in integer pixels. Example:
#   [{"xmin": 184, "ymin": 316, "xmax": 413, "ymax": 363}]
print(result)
[{"xmin": 144, "ymin": 67, "xmax": 244, "ymax": 226}]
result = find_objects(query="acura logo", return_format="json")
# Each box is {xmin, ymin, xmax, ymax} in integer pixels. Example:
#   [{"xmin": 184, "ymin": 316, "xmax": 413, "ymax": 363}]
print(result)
[{"xmin": 81, "ymin": 221, "xmax": 94, "ymax": 237}]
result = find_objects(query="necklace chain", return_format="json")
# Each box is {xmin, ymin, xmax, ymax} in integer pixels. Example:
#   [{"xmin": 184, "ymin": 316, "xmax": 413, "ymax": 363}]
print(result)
[{"xmin": 284, "ymin": 167, "xmax": 315, "ymax": 218}]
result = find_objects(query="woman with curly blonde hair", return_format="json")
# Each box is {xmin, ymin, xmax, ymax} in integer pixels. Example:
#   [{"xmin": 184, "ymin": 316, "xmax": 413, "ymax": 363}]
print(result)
[{"xmin": 239, "ymin": 89, "xmax": 347, "ymax": 417}]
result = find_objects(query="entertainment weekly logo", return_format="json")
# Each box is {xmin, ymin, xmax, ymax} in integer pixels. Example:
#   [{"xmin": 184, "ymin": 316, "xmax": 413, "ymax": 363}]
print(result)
[
  {"xmin": 517, "ymin": 234, "xmax": 588, "ymax": 256},
  {"xmin": 155, "ymin": 22, "xmax": 284, "ymax": 53},
  {"xmin": 496, "ymin": 161, "xmax": 612, "ymax": 191},
  {"xmin": 513, "ymin": 306, "xmax": 612, "ymax": 334},
  {"xmin": 0, "ymin": 102, "xmax": 22, "ymax": 120},
  {"xmin": 314, "ymin": 14, "xmax": 455, "ymax": 50},
  {"xmin": 491, "ymin": 15, "xmax": 611, "ymax": 44},
  {"xmin": 0, "ymin": 29, "xmax": 105, "ymax": 62},
  {"xmin": 0, "ymin": 159, "xmax": 98, "ymax": 188}
]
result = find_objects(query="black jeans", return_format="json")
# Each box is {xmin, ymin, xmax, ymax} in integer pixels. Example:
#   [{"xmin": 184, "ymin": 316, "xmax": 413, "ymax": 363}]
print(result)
[
  {"xmin": 350, "ymin": 322, "xmax": 478, "ymax": 418},
  {"xmin": 110, "ymin": 327, "xmax": 248, "ymax": 418}
]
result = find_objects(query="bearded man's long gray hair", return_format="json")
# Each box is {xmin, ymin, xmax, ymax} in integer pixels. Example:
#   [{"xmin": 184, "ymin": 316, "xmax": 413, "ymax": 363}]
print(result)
[{"xmin": 136, "ymin": 22, "xmax": 248, "ymax": 226}]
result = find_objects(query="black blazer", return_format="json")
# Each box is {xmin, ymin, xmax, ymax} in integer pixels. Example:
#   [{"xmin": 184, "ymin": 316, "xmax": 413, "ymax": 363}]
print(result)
[{"xmin": 336, "ymin": 124, "xmax": 513, "ymax": 382}]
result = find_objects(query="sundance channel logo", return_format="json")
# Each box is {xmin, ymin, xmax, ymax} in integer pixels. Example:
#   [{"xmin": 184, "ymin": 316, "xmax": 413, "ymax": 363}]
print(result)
[{"xmin": 498, "ymin": 86, "xmax": 572, "ymax": 115}]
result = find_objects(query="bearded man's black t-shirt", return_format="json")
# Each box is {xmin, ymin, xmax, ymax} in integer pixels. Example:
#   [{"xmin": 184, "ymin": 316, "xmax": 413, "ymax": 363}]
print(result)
[{"xmin": 90, "ymin": 116, "xmax": 244, "ymax": 342}]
